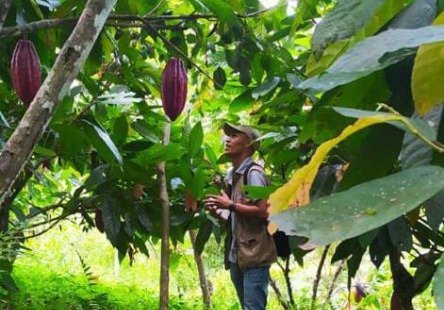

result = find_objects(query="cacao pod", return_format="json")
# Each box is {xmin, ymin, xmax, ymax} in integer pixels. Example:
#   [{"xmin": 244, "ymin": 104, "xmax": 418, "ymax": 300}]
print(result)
[
  {"xmin": 95, "ymin": 209, "xmax": 105, "ymax": 233},
  {"xmin": 185, "ymin": 191, "xmax": 198, "ymax": 212},
  {"xmin": 132, "ymin": 184, "xmax": 144, "ymax": 200},
  {"xmin": 10, "ymin": 39, "xmax": 42, "ymax": 106},
  {"xmin": 161, "ymin": 57, "xmax": 187, "ymax": 121},
  {"xmin": 353, "ymin": 283, "xmax": 367, "ymax": 303}
]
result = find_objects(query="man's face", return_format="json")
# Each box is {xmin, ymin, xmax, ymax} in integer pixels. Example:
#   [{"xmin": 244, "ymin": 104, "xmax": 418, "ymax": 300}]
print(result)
[{"xmin": 224, "ymin": 131, "xmax": 251, "ymax": 157}]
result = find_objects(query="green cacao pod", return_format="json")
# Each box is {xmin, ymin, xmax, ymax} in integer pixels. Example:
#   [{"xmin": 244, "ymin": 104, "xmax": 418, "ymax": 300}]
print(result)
[
  {"xmin": 10, "ymin": 39, "xmax": 42, "ymax": 106},
  {"xmin": 161, "ymin": 57, "xmax": 187, "ymax": 121}
]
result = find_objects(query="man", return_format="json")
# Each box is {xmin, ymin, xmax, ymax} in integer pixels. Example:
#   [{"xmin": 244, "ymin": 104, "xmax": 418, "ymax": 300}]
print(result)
[{"xmin": 204, "ymin": 122, "xmax": 277, "ymax": 310}]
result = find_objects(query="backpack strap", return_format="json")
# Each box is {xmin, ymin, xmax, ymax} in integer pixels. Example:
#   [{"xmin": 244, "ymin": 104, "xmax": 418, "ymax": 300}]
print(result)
[{"xmin": 242, "ymin": 162, "xmax": 263, "ymax": 186}]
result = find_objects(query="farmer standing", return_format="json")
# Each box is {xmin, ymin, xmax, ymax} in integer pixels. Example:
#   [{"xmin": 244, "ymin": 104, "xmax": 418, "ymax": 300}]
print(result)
[{"xmin": 204, "ymin": 122, "xmax": 277, "ymax": 310}]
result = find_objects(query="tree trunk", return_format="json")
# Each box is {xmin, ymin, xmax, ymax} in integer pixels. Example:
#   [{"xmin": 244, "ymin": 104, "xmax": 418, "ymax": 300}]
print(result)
[
  {"xmin": 0, "ymin": 0, "xmax": 116, "ymax": 206},
  {"xmin": 189, "ymin": 230, "xmax": 212, "ymax": 308},
  {"xmin": 157, "ymin": 122, "xmax": 171, "ymax": 310}
]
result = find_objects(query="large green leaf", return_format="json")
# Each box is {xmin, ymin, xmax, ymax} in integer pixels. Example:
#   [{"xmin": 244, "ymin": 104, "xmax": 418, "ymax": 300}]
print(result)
[
  {"xmin": 102, "ymin": 195, "xmax": 121, "ymax": 242},
  {"xmin": 400, "ymin": 106, "xmax": 442, "ymax": 169},
  {"xmin": 82, "ymin": 120, "xmax": 123, "ymax": 165},
  {"xmin": 194, "ymin": 218, "xmax": 213, "ymax": 255},
  {"xmin": 412, "ymin": 12, "xmax": 444, "ymax": 116},
  {"xmin": 311, "ymin": 0, "xmax": 385, "ymax": 58},
  {"xmin": 271, "ymin": 166, "xmax": 444, "ymax": 246},
  {"xmin": 435, "ymin": 257, "xmax": 444, "ymax": 309},
  {"xmin": 299, "ymin": 26, "xmax": 444, "ymax": 92},
  {"xmin": 136, "ymin": 143, "xmax": 185, "ymax": 165},
  {"xmin": 188, "ymin": 122, "xmax": 204, "ymax": 158},
  {"xmin": 251, "ymin": 77, "xmax": 280, "ymax": 99},
  {"xmin": 309, "ymin": 0, "xmax": 412, "ymax": 68}
]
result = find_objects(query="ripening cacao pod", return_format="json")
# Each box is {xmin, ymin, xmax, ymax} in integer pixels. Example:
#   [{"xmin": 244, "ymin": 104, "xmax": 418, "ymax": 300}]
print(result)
[
  {"xmin": 354, "ymin": 283, "xmax": 367, "ymax": 303},
  {"xmin": 185, "ymin": 191, "xmax": 198, "ymax": 212},
  {"xmin": 161, "ymin": 57, "xmax": 187, "ymax": 121},
  {"xmin": 95, "ymin": 209, "xmax": 105, "ymax": 233},
  {"xmin": 132, "ymin": 184, "xmax": 144, "ymax": 200},
  {"xmin": 10, "ymin": 39, "xmax": 42, "ymax": 106}
]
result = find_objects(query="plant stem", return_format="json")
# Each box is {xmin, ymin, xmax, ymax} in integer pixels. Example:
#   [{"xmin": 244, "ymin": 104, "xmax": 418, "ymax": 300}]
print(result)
[
  {"xmin": 312, "ymin": 245, "xmax": 330, "ymax": 309},
  {"xmin": 157, "ymin": 121, "xmax": 171, "ymax": 310},
  {"xmin": 189, "ymin": 230, "xmax": 212, "ymax": 308}
]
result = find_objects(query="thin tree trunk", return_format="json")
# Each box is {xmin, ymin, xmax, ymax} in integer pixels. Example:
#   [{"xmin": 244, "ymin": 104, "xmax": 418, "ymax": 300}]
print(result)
[
  {"xmin": 189, "ymin": 230, "xmax": 212, "ymax": 308},
  {"xmin": 312, "ymin": 245, "xmax": 330, "ymax": 309},
  {"xmin": 269, "ymin": 275, "xmax": 289, "ymax": 310},
  {"xmin": 157, "ymin": 122, "xmax": 171, "ymax": 310},
  {"xmin": 323, "ymin": 259, "xmax": 345, "ymax": 310},
  {"xmin": 0, "ymin": 0, "xmax": 116, "ymax": 206}
]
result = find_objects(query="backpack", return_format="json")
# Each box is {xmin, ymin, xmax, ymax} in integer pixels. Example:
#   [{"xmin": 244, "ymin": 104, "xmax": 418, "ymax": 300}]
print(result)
[{"xmin": 243, "ymin": 162, "xmax": 291, "ymax": 258}]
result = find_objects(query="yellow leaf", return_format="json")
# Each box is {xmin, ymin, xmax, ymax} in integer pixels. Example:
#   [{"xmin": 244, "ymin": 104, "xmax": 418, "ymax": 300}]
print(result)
[
  {"xmin": 268, "ymin": 114, "xmax": 403, "ymax": 215},
  {"xmin": 412, "ymin": 12, "xmax": 444, "ymax": 116}
]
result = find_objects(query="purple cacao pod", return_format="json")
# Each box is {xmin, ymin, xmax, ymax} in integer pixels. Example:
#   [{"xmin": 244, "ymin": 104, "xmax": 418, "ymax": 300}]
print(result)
[
  {"xmin": 10, "ymin": 39, "xmax": 42, "ymax": 106},
  {"xmin": 161, "ymin": 57, "xmax": 187, "ymax": 121}
]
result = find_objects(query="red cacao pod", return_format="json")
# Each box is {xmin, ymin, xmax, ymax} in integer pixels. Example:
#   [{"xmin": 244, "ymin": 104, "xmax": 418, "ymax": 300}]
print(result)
[
  {"xmin": 10, "ymin": 39, "xmax": 42, "ymax": 106},
  {"xmin": 161, "ymin": 57, "xmax": 187, "ymax": 121}
]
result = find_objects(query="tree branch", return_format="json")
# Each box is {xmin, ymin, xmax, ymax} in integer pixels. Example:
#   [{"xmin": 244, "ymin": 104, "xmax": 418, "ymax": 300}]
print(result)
[
  {"xmin": 0, "ymin": 0, "xmax": 116, "ymax": 206},
  {"xmin": 0, "ymin": 0, "xmax": 12, "ymax": 32},
  {"xmin": 0, "ymin": 9, "xmax": 273, "ymax": 38},
  {"xmin": 141, "ymin": 22, "xmax": 224, "ymax": 90}
]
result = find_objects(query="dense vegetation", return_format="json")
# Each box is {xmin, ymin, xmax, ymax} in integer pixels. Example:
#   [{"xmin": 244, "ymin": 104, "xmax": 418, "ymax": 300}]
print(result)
[{"xmin": 0, "ymin": 0, "xmax": 443, "ymax": 308}]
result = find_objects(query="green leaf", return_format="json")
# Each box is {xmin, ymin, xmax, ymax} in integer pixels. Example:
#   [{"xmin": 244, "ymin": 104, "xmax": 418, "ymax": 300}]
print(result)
[
  {"xmin": 204, "ymin": 143, "xmax": 218, "ymax": 166},
  {"xmin": 307, "ymin": 0, "xmax": 412, "ymax": 74},
  {"xmin": 400, "ymin": 107, "xmax": 442, "ymax": 169},
  {"xmin": 434, "ymin": 257, "xmax": 444, "ymax": 309},
  {"xmin": 412, "ymin": 12, "xmax": 444, "ymax": 116},
  {"xmin": 387, "ymin": 217, "xmax": 412, "ymax": 252},
  {"xmin": 132, "ymin": 120, "xmax": 160, "ymax": 143},
  {"xmin": 84, "ymin": 165, "xmax": 109, "ymax": 189},
  {"xmin": 188, "ymin": 122, "xmax": 204, "ymax": 158},
  {"xmin": 136, "ymin": 205, "xmax": 152, "ymax": 232},
  {"xmin": 244, "ymin": 185, "xmax": 279, "ymax": 199},
  {"xmin": 199, "ymin": 0, "xmax": 240, "ymax": 27},
  {"xmin": 311, "ymin": 0, "xmax": 385, "ymax": 58},
  {"xmin": 334, "ymin": 107, "xmax": 438, "ymax": 141},
  {"xmin": 82, "ymin": 120, "xmax": 123, "ymax": 164},
  {"xmin": 229, "ymin": 90, "xmax": 255, "ymax": 113},
  {"xmin": 251, "ymin": 77, "xmax": 280, "ymax": 100},
  {"xmin": 271, "ymin": 166, "xmax": 444, "ymax": 246},
  {"xmin": 191, "ymin": 169, "xmax": 207, "ymax": 199},
  {"xmin": 137, "ymin": 143, "xmax": 185, "ymax": 164},
  {"xmin": 55, "ymin": 124, "xmax": 87, "ymax": 158},
  {"xmin": 213, "ymin": 67, "xmax": 227, "ymax": 89},
  {"xmin": 300, "ymin": 26, "xmax": 444, "ymax": 92},
  {"xmin": 194, "ymin": 219, "xmax": 213, "ymax": 255},
  {"xmin": 112, "ymin": 115, "xmax": 129, "ymax": 147},
  {"xmin": 425, "ymin": 189, "xmax": 444, "ymax": 231},
  {"xmin": 102, "ymin": 195, "xmax": 121, "ymax": 241}
]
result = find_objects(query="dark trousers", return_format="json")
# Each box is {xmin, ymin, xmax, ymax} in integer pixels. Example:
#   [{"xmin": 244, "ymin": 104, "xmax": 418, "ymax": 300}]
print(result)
[{"xmin": 229, "ymin": 263, "xmax": 270, "ymax": 310}]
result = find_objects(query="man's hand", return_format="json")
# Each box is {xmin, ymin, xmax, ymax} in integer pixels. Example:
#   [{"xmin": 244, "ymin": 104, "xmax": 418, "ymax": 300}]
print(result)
[{"xmin": 204, "ymin": 190, "xmax": 232, "ymax": 209}]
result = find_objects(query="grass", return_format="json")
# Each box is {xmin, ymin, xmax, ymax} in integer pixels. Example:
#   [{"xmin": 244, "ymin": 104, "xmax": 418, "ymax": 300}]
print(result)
[{"xmin": 0, "ymin": 218, "xmax": 438, "ymax": 309}]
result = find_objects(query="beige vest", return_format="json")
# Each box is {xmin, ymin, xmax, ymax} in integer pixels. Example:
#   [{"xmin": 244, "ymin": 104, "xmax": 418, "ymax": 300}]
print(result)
[{"xmin": 226, "ymin": 166, "xmax": 277, "ymax": 269}]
